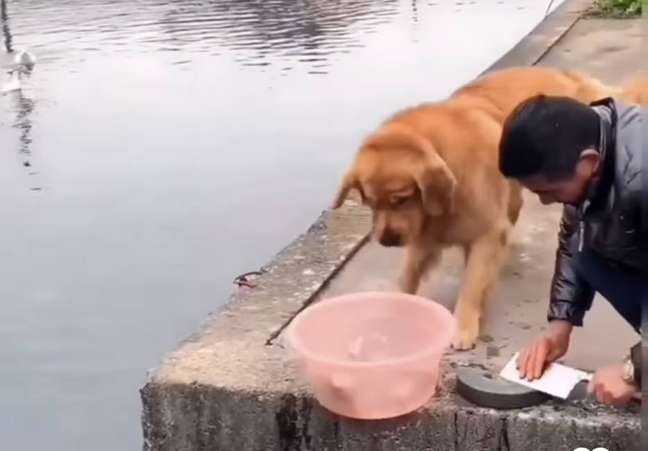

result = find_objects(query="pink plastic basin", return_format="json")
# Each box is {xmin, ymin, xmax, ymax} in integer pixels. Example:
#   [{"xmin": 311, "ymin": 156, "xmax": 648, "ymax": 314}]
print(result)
[{"xmin": 286, "ymin": 291, "xmax": 456, "ymax": 420}]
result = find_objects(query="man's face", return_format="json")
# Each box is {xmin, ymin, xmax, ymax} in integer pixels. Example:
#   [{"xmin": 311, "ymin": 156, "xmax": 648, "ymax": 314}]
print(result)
[{"xmin": 519, "ymin": 152, "xmax": 600, "ymax": 206}]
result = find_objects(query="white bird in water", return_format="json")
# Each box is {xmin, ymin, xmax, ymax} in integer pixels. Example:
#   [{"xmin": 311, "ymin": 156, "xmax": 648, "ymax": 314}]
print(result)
[
  {"xmin": 1, "ymin": 49, "xmax": 37, "ymax": 94},
  {"xmin": 14, "ymin": 49, "xmax": 37, "ymax": 70}
]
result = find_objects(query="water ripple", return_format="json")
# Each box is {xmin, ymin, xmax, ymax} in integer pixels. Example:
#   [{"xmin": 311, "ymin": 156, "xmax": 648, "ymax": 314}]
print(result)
[{"xmin": 3, "ymin": 0, "xmax": 401, "ymax": 72}]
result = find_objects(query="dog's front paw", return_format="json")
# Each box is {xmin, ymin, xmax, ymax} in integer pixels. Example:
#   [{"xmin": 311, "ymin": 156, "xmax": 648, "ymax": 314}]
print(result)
[
  {"xmin": 451, "ymin": 308, "xmax": 479, "ymax": 351},
  {"xmin": 451, "ymin": 328, "xmax": 478, "ymax": 351}
]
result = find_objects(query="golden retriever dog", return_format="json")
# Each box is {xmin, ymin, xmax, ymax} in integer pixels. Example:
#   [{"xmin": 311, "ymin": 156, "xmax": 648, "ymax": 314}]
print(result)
[
  {"xmin": 621, "ymin": 72, "xmax": 648, "ymax": 104},
  {"xmin": 331, "ymin": 66, "xmax": 624, "ymax": 350}
]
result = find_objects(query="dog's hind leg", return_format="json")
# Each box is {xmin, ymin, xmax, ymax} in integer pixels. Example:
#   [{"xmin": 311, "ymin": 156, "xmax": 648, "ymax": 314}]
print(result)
[
  {"xmin": 398, "ymin": 243, "xmax": 441, "ymax": 295},
  {"xmin": 452, "ymin": 224, "xmax": 510, "ymax": 350}
]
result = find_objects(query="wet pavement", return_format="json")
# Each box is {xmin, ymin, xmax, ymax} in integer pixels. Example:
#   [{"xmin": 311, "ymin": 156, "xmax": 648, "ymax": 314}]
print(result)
[{"xmin": 0, "ymin": 1, "xmax": 565, "ymax": 450}]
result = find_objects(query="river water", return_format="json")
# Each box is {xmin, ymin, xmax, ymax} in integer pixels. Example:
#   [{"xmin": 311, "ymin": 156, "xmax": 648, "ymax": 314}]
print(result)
[{"xmin": 0, "ymin": 0, "xmax": 560, "ymax": 449}]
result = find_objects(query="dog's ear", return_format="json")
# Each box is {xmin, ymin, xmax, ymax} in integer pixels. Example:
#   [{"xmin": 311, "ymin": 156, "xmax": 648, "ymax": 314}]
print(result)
[
  {"xmin": 332, "ymin": 169, "xmax": 358, "ymax": 209},
  {"xmin": 414, "ymin": 152, "xmax": 457, "ymax": 216}
]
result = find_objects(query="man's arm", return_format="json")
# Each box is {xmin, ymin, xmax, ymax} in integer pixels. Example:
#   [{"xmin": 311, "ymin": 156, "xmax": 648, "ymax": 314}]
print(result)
[
  {"xmin": 517, "ymin": 206, "xmax": 597, "ymax": 381},
  {"xmin": 547, "ymin": 205, "xmax": 596, "ymax": 326}
]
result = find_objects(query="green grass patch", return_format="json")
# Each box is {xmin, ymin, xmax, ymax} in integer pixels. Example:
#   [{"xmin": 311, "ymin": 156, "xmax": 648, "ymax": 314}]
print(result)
[{"xmin": 588, "ymin": 0, "xmax": 643, "ymax": 17}]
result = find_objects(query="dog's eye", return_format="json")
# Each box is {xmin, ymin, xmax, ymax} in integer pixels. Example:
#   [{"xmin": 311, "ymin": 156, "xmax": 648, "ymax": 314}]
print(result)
[{"xmin": 390, "ymin": 194, "xmax": 410, "ymax": 206}]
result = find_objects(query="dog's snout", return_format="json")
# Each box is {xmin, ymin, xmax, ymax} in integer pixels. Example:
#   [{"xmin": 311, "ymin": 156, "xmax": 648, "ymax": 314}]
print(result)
[{"xmin": 378, "ymin": 230, "xmax": 403, "ymax": 247}]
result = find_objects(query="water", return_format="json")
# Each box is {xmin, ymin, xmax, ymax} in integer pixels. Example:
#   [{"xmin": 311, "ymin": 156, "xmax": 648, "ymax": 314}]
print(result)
[{"xmin": 0, "ymin": 0, "xmax": 561, "ymax": 449}]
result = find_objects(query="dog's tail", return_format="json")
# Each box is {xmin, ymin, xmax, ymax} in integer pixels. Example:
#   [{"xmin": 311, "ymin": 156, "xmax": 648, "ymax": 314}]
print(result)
[{"xmin": 620, "ymin": 72, "xmax": 648, "ymax": 105}]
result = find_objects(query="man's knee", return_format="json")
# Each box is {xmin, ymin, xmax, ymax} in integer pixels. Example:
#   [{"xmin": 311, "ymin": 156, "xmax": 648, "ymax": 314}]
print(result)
[{"xmin": 573, "ymin": 248, "xmax": 642, "ymax": 331}]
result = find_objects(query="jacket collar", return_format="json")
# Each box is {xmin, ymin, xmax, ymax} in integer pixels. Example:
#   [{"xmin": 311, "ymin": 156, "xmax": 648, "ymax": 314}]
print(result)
[{"xmin": 583, "ymin": 97, "xmax": 617, "ymax": 208}]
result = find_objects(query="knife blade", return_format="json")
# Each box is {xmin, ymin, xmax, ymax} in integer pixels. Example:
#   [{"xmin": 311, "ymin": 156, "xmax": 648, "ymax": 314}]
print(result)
[{"xmin": 499, "ymin": 353, "xmax": 591, "ymax": 400}]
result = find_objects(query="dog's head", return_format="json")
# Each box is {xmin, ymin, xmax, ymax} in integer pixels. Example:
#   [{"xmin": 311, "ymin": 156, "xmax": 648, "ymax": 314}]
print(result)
[{"xmin": 332, "ymin": 124, "xmax": 456, "ymax": 247}]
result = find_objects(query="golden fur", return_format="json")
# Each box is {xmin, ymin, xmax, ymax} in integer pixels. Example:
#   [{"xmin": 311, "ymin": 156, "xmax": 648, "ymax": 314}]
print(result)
[
  {"xmin": 332, "ymin": 66, "xmax": 642, "ymax": 350},
  {"xmin": 620, "ymin": 72, "xmax": 648, "ymax": 104}
]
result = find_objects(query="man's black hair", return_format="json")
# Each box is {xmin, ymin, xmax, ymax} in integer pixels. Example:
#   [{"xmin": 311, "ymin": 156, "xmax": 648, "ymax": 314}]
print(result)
[{"xmin": 499, "ymin": 95, "xmax": 601, "ymax": 181}]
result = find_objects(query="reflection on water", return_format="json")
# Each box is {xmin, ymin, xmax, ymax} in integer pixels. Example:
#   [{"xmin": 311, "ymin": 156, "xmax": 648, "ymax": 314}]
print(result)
[
  {"xmin": 1, "ymin": 0, "xmax": 558, "ymax": 73},
  {"xmin": 0, "ymin": 1, "xmax": 562, "ymax": 450},
  {"xmin": 159, "ymin": 0, "xmax": 400, "ymax": 71},
  {"xmin": 4, "ymin": 0, "xmax": 403, "ymax": 71},
  {"xmin": 1, "ymin": 0, "xmax": 36, "ymax": 182},
  {"xmin": 1, "ymin": 0, "xmax": 11, "ymax": 53},
  {"xmin": 11, "ymin": 89, "xmax": 35, "ymax": 157}
]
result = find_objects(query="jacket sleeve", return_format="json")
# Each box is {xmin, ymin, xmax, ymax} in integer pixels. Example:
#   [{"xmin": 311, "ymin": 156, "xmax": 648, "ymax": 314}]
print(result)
[{"xmin": 547, "ymin": 205, "xmax": 596, "ymax": 326}]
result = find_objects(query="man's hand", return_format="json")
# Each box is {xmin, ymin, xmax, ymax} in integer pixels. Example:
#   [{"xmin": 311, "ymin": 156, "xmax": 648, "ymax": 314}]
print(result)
[
  {"xmin": 588, "ymin": 363, "xmax": 638, "ymax": 406},
  {"xmin": 517, "ymin": 320, "xmax": 572, "ymax": 380}
]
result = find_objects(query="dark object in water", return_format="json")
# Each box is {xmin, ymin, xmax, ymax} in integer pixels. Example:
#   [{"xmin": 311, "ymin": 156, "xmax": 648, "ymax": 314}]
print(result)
[{"xmin": 233, "ymin": 270, "xmax": 265, "ymax": 289}]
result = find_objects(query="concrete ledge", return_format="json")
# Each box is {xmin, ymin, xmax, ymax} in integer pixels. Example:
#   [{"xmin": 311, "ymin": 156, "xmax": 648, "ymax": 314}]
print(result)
[
  {"xmin": 142, "ymin": 380, "xmax": 638, "ymax": 451},
  {"xmin": 141, "ymin": 196, "xmax": 640, "ymax": 451}
]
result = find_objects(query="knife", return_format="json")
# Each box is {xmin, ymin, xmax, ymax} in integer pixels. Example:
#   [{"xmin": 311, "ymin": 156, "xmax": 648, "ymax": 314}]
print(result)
[{"xmin": 500, "ymin": 353, "xmax": 641, "ymax": 403}]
